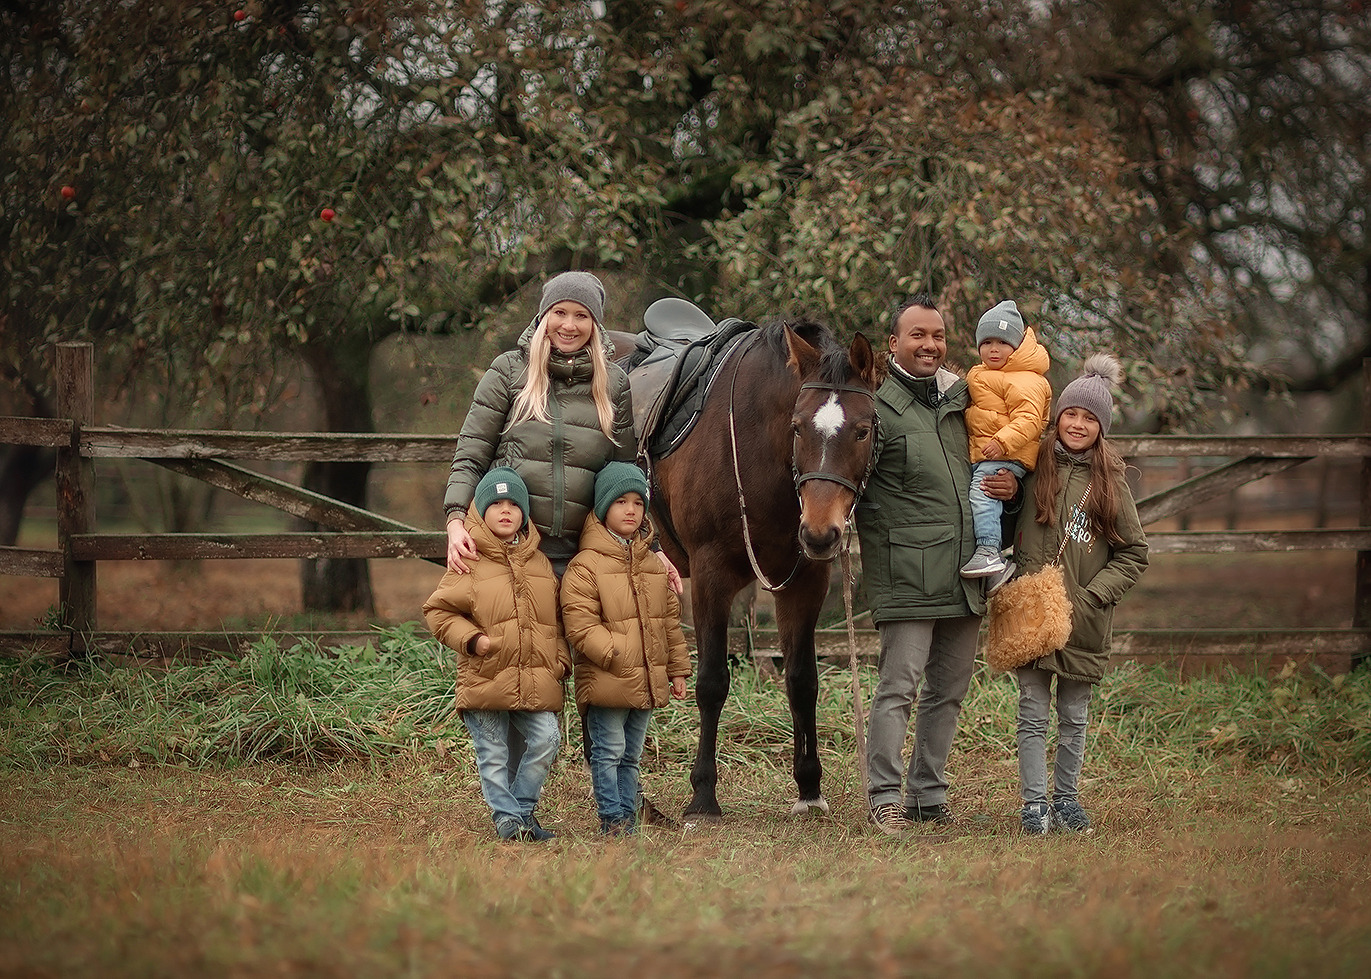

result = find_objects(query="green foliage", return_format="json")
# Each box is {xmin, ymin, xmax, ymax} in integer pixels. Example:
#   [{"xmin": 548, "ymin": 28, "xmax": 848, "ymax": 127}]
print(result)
[{"xmin": 2, "ymin": 632, "xmax": 1368, "ymax": 778}]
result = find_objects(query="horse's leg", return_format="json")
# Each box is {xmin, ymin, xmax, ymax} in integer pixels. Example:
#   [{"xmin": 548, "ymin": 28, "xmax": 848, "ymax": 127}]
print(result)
[
  {"xmin": 774, "ymin": 567, "xmax": 832, "ymax": 815},
  {"xmin": 683, "ymin": 568, "xmax": 739, "ymax": 818}
]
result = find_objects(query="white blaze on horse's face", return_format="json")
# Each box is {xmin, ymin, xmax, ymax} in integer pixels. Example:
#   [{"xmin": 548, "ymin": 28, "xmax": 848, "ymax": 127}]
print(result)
[{"xmin": 811, "ymin": 393, "xmax": 846, "ymax": 442}]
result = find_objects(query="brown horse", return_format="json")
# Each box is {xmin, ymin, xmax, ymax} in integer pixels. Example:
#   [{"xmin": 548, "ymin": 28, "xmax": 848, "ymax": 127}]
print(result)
[{"xmin": 622, "ymin": 318, "xmax": 878, "ymax": 817}]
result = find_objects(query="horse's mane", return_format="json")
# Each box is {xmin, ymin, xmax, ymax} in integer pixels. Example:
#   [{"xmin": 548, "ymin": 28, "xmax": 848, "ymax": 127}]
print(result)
[{"xmin": 759, "ymin": 318, "xmax": 854, "ymax": 385}]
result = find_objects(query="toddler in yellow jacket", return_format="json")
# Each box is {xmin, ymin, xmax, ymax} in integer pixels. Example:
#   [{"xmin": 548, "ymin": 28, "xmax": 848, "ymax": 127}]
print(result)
[
  {"xmin": 560, "ymin": 462, "xmax": 691, "ymax": 836},
  {"xmin": 961, "ymin": 300, "xmax": 1052, "ymax": 582},
  {"xmin": 423, "ymin": 467, "xmax": 570, "ymax": 843}
]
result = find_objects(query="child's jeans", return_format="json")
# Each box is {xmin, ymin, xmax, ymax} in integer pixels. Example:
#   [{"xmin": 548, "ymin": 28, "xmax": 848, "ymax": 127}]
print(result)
[
  {"xmin": 970, "ymin": 459, "xmax": 1028, "ymax": 548},
  {"xmin": 462, "ymin": 709, "xmax": 560, "ymax": 829},
  {"xmin": 583, "ymin": 706, "xmax": 651, "ymax": 828},
  {"xmin": 1015, "ymin": 666, "xmax": 1093, "ymax": 806}
]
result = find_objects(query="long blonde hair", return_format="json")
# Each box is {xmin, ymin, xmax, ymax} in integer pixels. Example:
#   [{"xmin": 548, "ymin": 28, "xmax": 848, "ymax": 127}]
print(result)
[{"xmin": 507, "ymin": 315, "xmax": 618, "ymax": 439}]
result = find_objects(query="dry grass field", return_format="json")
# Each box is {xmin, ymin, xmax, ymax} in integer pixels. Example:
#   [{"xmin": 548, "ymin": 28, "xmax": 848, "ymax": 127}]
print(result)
[{"xmin": 1, "ymin": 543, "xmax": 1367, "ymax": 976}]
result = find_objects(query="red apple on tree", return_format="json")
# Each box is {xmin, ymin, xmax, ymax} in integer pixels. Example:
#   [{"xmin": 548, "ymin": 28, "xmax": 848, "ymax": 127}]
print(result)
[
  {"xmin": 233, "ymin": 9, "xmax": 246, "ymax": 22},
  {"xmin": 60, "ymin": 185, "xmax": 76, "ymax": 200},
  {"xmin": 320, "ymin": 207, "xmax": 335, "ymax": 222}
]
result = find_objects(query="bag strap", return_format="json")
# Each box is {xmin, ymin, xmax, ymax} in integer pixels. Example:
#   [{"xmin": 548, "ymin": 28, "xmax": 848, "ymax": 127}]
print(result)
[{"xmin": 1051, "ymin": 485, "xmax": 1092, "ymax": 565}]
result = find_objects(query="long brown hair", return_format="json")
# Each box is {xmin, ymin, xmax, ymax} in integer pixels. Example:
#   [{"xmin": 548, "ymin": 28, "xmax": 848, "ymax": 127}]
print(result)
[{"xmin": 1033, "ymin": 425, "xmax": 1129, "ymax": 546}]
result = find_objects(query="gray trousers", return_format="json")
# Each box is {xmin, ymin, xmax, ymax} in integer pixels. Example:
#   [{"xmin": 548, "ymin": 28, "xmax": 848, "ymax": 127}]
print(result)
[
  {"xmin": 866, "ymin": 615, "xmax": 981, "ymax": 809},
  {"xmin": 1015, "ymin": 665, "xmax": 1093, "ymax": 806}
]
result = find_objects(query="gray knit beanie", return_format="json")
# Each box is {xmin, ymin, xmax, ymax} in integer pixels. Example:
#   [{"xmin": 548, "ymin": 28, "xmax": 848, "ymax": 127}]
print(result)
[
  {"xmin": 593, "ymin": 461, "xmax": 649, "ymax": 522},
  {"xmin": 975, "ymin": 300, "xmax": 1026, "ymax": 350},
  {"xmin": 472, "ymin": 467, "xmax": 530, "ymax": 529},
  {"xmin": 1053, "ymin": 353, "xmax": 1124, "ymax": 438},
  {"xmin": 538, "ymin": 271, "xmax": 606, "ymax": 326}
]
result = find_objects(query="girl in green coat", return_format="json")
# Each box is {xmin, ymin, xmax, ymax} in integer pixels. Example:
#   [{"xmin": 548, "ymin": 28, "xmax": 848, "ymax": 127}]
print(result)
[{"xmin": 1010, "ymin": 354, "xmax": 1148, "ymax": 836}]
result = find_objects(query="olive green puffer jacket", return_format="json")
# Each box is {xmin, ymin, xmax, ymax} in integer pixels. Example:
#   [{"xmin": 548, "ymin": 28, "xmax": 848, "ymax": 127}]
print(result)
[
  {"xmin": 444, "ymin": 320, "xmax": 635, "ymax": 566},
  {"xmin": 1011, "ymin": 447, "xmax": 1149, "ymax": 682}
]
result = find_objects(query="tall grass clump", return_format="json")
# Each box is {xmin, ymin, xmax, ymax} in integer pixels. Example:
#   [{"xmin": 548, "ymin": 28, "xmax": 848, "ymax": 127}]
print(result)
[
  {"xmin": 3, "ymin": 631, "xmax": 1369, "ymax": 779},
  {"xmin": 0, "ymin": 624, "xmax": 459, "ymax": 768}
]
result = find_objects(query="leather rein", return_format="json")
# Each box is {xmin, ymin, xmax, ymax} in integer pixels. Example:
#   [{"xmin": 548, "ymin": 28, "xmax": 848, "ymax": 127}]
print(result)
[{"xmin": 726, "ymin": 331, "xmax": 879, "ymax": 592}]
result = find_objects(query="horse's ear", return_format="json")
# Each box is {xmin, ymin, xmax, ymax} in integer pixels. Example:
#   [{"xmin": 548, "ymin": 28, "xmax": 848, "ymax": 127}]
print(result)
[
  {"xmin": 783, "ymin": 323, "xmax": 822, "ymax": 377},
  {"xmin": 849, "ymin": 332, "xmax": 877, "ymax": 388}
]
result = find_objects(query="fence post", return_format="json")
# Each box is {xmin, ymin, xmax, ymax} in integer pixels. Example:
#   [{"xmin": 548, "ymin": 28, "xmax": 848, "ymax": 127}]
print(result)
[
  {"xmin": 1356, "ymin": 358, "xmax": 1371, "ymax": 671},
  {"xmin": 55, "ymin": 341, "xmax": 96, "ymax": 644}
]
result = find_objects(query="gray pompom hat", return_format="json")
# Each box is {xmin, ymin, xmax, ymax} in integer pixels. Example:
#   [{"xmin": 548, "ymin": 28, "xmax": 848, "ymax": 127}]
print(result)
[
  {"xmin": 1053, "ymin": 353, "xmax": 1124, "ymax": 438},
  {"xmin": 538, "ymin": 271, "xmax": 606, "ymax": 326},
  {"xmin": 975, "ymin": 300, "xmax": 1026, "ymax": 350}
]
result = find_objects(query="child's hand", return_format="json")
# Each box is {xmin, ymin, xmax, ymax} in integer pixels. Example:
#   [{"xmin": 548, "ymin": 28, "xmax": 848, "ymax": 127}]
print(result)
[
  {"xmin": 981, "ymin": 439, "xmax": 1004, "ymax": 460},
  {"xmin": 670, "ymin": 677, "xmax": 688, "ymax": 700}
]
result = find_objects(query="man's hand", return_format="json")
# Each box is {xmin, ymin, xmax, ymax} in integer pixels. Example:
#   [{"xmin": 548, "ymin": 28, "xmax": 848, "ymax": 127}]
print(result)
[{"xmin": 980, "ymin": 467, "xmax": 1020, "ymax": 501}]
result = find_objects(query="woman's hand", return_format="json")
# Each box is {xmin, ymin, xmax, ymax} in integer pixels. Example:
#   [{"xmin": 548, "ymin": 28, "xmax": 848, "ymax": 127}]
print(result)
[
  {"xmin": 670, "ymin": 676, "xmax": 688, "ymax": 700},
  {"xmin": 656, "ymin": 550, "xmax": 683, "ymax": 594},
  {"xmin": 446, "ymin": 516, "xmax": 479, "ymax": 573}
]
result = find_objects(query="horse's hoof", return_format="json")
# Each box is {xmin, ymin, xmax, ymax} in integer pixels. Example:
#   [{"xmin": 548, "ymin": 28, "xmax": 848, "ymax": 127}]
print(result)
[
  {"xmin": 683, "ymin": 799, "xmax": 724, "ymax": 820},
  {"xmin": 790, "ymin": 796, "xmax": 831, "ymax": 816}
]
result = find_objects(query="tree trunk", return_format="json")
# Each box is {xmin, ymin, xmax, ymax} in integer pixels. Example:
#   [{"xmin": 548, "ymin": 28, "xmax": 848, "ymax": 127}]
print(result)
[
  {"xmin": 0, "ymin": 444, "xmax": 55, "ymax": 546},
  {"xmin": 297, "ymin": 336, "xmax": 376, "ymax": 614},
  {"xmin": 0, "ymin": 386, "xmax": 57, "ymax": 546}
]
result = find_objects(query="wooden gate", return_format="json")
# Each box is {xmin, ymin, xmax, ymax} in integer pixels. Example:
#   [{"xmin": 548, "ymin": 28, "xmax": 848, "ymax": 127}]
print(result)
[{"xmin": 3, "ymin": 342, "xmax": 1370, "ymax": 671}]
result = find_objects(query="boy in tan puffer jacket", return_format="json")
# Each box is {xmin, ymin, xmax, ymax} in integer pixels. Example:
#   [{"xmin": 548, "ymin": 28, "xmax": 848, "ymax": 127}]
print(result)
[
  {"xmin": 423, "ymin": 467, "xmax": 570, "ymax": 842},
  {"xmin": 560, "ymin": 462, "xmax": 691, "ymax": 835}
]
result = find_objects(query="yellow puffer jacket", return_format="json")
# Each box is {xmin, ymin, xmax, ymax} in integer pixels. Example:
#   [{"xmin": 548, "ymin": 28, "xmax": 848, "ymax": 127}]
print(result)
[
  {"xmin": 422, "ymin": 511, "xmax": 570, "ymax": 712},
  {"xmin": 560, "ymin": 514, "xmax": 692, "ymax": 711},
  {"xmin": 965, "ymin": 326, "xmax": 1052, "ymax": 470}
]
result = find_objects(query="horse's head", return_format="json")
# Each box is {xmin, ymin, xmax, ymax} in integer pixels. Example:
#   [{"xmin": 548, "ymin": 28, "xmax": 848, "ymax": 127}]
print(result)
[{"xmin": 784, "ymin": 325, "xmax": 879, "ymax": 561}]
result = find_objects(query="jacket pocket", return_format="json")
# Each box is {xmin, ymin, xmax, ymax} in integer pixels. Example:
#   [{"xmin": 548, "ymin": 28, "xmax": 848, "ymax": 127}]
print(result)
[
  {"xmin": 887, "ymin": 524, "xmax": 957, "ymax": 603},
  {"xmin": 1069, "ymin": 593, "xmax": 1113, "ymax": 655}
]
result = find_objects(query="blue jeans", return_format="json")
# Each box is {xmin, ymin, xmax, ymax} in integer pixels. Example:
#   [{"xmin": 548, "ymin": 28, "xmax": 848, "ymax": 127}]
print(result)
[
  {"xmin": 583, "ymin": 706, "xmax": 651, "ymax": 827},
  {"xmin": 462, "ymin": 709, "xmax": 560, "ymax": 830},
  {"xmin": 1015, "ymin": 666, "xmax": 1093, "ymax": 806},
  {"xmin": 969, "ymin": 459, "xmax": 1027, "ymax": 548}
]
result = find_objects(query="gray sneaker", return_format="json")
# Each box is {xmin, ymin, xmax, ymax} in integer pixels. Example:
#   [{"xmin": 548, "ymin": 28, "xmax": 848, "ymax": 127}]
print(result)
[
  {"xmin": 870, "ymin": 803, "xmax": 911, "ymax": 837},
  {"xmin": 986, "ymin": 560, "xmax": 1016, "ymax": 596},
  {"xmin": 1021, "ymin": 802, "xmax": 1050, "ymax": 836},
  {"xmin": 1051, "ymin": 799, "xmax": 1094, "ymax": 834},
  {"xmin": 961, "ymin": 545, "xmax": 1007, "ymax": 578}
]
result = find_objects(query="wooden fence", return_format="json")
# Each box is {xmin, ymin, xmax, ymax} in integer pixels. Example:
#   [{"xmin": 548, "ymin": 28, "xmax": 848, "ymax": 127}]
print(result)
[{"xmin": 3, "ymin": 342, "xmax": 1370, "ymax": 673}]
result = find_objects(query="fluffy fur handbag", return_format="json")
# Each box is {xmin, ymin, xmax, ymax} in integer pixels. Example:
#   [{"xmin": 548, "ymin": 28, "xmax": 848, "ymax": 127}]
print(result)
[
  {"xmin": 984, "ymin": 563, "xmax": 1074, "ymax": 672},
  {"xmin": 985, "ymin": 486, "xmax": 1089, "ymax": 672}
]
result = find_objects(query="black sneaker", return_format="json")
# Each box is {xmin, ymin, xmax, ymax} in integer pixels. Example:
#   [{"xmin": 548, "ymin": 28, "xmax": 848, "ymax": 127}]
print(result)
[
  {"xmin": 522, "ymin": 813, "xmax": 557, "ymax": 842},
  {"xmin": 1050, "ymin": 799, "xmax": 1094, "ymax": 834},
  {"xmin": 1021, "ymin": 802, "xmax": 1050, "ymax": 836},
  {"xmin": 905, "ymin": 801, "xmax": 955, "ymax": 824}
]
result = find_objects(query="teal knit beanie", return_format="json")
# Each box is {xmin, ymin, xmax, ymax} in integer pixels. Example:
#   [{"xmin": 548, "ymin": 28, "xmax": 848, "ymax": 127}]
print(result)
[
  {"xmin": 472, "ymin": 467, "xmax": 530, "ymax": 529},
  {"xmin": 593, "ymin": 462, "xmax": 649, "ymax": 522}
]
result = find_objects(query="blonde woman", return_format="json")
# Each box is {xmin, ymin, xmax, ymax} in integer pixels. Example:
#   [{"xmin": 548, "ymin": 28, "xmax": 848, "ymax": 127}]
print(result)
[{"xmin": 445, "ymin": 271, "xmax": 678, "ymax": 588}]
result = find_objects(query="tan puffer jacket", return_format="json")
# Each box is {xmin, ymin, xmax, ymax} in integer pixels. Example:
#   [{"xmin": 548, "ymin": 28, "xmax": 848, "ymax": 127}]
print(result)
[
  {"xmin": 965, "ymin": 326, "xmax": 1052, "ymax": 470},
  {"xmin": 560, "ymin": 514, "xmax": 692, "ymax": 711},
  {"xmin": 422, "ymin": 511, "xmax": 570, "ymax": 712}
]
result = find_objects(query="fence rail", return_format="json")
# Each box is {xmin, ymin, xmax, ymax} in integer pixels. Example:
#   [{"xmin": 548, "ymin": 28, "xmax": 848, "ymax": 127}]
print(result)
[{"xmin": 2, "ymin": 342, "xmax": 1369, "ymax": 672}]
